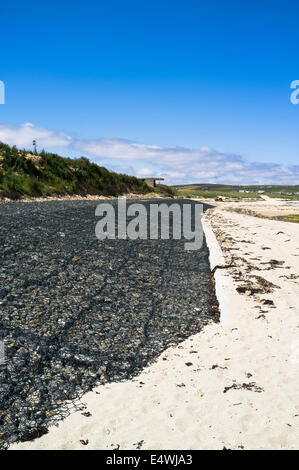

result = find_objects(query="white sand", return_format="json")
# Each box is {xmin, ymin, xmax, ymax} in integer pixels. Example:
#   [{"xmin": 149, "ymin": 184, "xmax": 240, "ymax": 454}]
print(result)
[
  {"xmin": 11, "ymin": 204, "xmax": 299, "ymax": 450},
  {"xmin": 199, "ymin": 196, "xmax": 299, "ymax": 218}
]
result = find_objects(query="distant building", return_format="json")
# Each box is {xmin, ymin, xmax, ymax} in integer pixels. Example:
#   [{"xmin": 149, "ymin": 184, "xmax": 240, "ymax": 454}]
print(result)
[{"xmin": 141, "ymin": 177, "xmax": 164, "ymax": 188}]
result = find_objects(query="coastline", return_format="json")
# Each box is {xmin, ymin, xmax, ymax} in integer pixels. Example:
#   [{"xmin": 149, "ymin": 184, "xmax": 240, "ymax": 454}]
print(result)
[
  {"xmin": 11, "ymin": 203, "xmax": 299, "ymax": 450},
  {"xmin": 201, "ymin": 215, "xmax": 240, "ymax": 327},
  {"xmin": 0, "ymin": 192, "xmax": 165, "ymax": 204}
]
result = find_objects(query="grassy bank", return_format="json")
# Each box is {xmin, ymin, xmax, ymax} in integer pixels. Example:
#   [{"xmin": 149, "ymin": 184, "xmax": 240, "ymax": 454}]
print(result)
[{"xmin": 0, "ymin": 142, "xmax": 174, "ymax": 199}]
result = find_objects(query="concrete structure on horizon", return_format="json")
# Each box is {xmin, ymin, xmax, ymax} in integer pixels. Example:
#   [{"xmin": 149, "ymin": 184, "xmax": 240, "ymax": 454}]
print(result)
[{"xmin": 140, "ymin": 177, "xmax": 164, "ymax": 188}]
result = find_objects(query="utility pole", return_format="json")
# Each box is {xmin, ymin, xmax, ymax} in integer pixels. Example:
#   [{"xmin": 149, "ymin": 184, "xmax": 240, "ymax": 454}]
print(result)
[{"xmin": 33, "ymin": 140, "xmax": 37, "ymax": 154}]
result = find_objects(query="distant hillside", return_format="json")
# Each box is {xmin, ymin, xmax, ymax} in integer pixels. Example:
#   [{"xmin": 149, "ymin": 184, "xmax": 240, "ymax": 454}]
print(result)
[
  {"xmin": 0, "ymin": 142, "xmax": 153, "ymax": 199},
  {"xmin": 173, "ymin": 183, "xmax": 299, "ymax": 201},
  {"xmin": 173, "ymin": 183, "xmax": 299, "ymax": 192}
]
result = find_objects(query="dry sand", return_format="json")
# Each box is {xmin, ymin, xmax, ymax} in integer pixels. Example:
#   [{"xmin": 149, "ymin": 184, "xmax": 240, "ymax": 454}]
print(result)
[
  {"xmin": 11, "ymin": 203, "xmax": 299, "ymax": 450},
  {"xmin": 199, "ymin": 195, "xmax": 299, "ymax": 218}
]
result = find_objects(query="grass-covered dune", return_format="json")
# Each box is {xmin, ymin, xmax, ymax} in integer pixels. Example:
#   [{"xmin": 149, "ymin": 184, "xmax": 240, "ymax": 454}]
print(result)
[{"xmin": 0, "ymin": 142, "xmax": 159, "ymax": 199}]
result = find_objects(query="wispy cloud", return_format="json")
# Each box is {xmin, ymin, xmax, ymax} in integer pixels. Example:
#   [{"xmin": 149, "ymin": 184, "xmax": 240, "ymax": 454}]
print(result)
[
  {"xmin": 71, "ymin": 137, "xmax": 299, "ymax": 185},
  {"xmin": 0, "ymin": 122, "xmax": 298, "ymax": 185}
]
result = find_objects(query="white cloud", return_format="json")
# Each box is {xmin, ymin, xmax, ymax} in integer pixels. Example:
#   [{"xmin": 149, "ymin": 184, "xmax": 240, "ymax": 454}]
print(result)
[
  {"xmin": 0, "ymin": 122, "xmax": 72, "ymax": 149},
  {"xmin": 136, "ymin": 168, "xmax": 156, "ymax": 177},
  {"xmin": 0, "ymin": 122, "xmax": 298, "ymax": 185}
]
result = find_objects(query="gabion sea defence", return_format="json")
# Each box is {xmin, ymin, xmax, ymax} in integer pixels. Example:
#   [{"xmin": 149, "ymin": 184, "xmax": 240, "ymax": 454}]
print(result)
[{"xmin": 0, "ymin": 199, "xmax": 219, "ymax": 448}]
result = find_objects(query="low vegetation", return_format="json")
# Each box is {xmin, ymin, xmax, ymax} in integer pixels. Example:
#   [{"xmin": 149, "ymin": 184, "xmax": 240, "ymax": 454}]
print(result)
[
  {"xmin": 154, "ymin": 183, "xmax": 177, "ymax": 198},
  {"xmin": 279, "ymin": 214, "xmax": 299, "ymax": 223},
  {"xmin": 0, "ymin": 142, "xmax": 173, "ymax": 199},
  {"xmin": 174, "ymin": 183, "xmax": 299, "ymax": 201},
  {"xmin": 176, "ymin": 188, "xmax": 262, "ymax": 201}
]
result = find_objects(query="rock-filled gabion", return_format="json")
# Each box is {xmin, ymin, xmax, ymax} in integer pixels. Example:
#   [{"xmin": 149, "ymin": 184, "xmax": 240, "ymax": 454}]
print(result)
[{"xmin": 0, "ymin": 199, "xmax": 219, "ymax": 448}]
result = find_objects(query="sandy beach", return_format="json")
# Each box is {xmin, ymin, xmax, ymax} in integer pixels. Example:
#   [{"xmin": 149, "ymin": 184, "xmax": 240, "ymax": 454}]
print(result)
[
  {"xmin": 11, "ymin": 201, "xmax": 299, "ymax": 450},
  {"xmin": 2, "ymin": 0, "xmax": 299, "ymax": 454}
]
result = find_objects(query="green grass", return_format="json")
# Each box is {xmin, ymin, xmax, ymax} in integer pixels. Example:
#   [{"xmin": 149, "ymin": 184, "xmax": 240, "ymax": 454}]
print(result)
[
  {"xmin": 174, "ymin": 183, "xmax": 299, "ymax": 202},
  {"xmin": 154, "ymin": 184, "xmax": 177, "ymax": 197},
  {"xmin": 280, "ymin": 214, "xmax": 299, "ymax": 223},
  {"xmin": 0, "ymin": 142, "xmax": 173, "ymax": 199},
  {"xmin": 176, "ymin": 189, "xmax": 262, "ymax": 201}
]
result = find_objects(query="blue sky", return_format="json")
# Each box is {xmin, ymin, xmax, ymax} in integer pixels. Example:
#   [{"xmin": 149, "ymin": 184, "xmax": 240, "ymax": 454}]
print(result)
[{"xmin": 0, "ymin": 0, "xmax": 299, "ymax": 184}]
